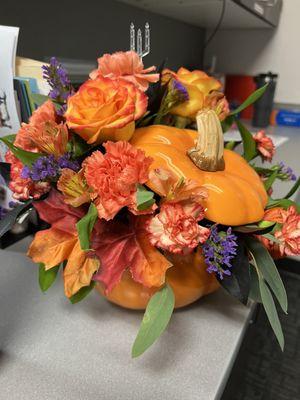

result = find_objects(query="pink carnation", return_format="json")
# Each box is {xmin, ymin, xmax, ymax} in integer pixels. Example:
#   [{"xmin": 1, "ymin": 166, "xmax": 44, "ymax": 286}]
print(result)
[
  {"xmin": 89, "ymin": 50, "xmax": 159, "ymax": 92},
  {"xmin": 83, "ymin": 141, "xmax": 153, "ymax": 220},
  {"xmin": 253, "ymin": 130, "xmax": 275, "ymax": 162},
  {"xmin": 147, "ymin": 202, "xmax": 210, "ymax": 254},
  {"xmin": 258, "ymin": 206, "xmax": 300, "ymax": 258},
  {"xmin": 5, "ymin": 151, "xmax": 50, "ymax": 201}
]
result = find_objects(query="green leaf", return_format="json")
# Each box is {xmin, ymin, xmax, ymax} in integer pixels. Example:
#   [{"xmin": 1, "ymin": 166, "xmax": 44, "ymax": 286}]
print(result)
[
  {"xmin": 3, "ymin": 134, "xmax": 16, "ymax": 144},
  {"xmin": 136, "ymin": 184, "xmax": 155, "ymax": 211},
  {"xmin": 264, "ymin": 170, "xmax": 278, "ymax": 191},
  {"xmin": 258, "ymin": 220, "xmax": 276, "ymax": 229},
  {"xmin": 221, "ymin": 114, "xmax": 234, "ymax": 132},
  {"xmin": 261, "ymin": 233, "xmax": 281, "ymax": 245},
  {"xmin": 71, "ymin": 134, "xmax": 90, "ymax": 157},
  {"xmin": 76, "ymin": 203, "xmax": 98, "ymax": 251},
  {"xmin": 225, "ymin": 140, "xmax": 238, "ymax": 150},
  {"xmin": 0, "ymin": 136, "xmax": 43, "ymax": 166},
  {"xmin": 69, "ymin": 281, "xmax": 95, "ymax": 304},
  {"xmin": 266, "ymin": 197, "xmax": 300, "ymax": 212},
  {"xmin": 235, "ymin": 119, "xmax": 257, "ymax": 161},
  {"xmin": 245, "ymin": 237, "xmax": 288, "ymax": 314},
  {"xmin": 132, "ymin": 284, "xmax": 175, "ymax": 358},
  {"xmin": 230, "ymin": 83, "xmax": 269, "ymax": 116},
  {"xmin": 259, "ymin": 278, "xmax": 284, "ymax": 351},
  {"xmin": 39, "ymin": 263, "xmax": 60, "ymax": 292},
  {"xmin": 284, "ymin": 177, "xmax": 300, "ymax": 199},
  {"xmin": 249, "ymin": 265, "xmax": 262, "ymax": 303},
  {"xmin": 234, "ymin": 221, "xmax": 275, "ymax": 234}
]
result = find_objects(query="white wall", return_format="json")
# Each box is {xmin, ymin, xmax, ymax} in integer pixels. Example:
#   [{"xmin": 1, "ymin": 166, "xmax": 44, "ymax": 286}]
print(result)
[{"xmin": 204, "ymin": 1, "xmax": 300, "ymax": 104}]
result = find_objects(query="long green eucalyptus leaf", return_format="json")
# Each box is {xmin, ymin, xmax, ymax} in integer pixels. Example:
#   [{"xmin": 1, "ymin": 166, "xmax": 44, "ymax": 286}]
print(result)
[
  {"xmin": 284, "ymin": 177, "xmax": 300, "ymax": 199},
  {"xmin": 69, "ymin": 281, "xmax": 95, "ymax": 304},
  {"xmin": 259, "ymin": 278, "xmax": 284, "ymax": 351},
  {"xmin": 235, "ymin": 119, "xmax": 257, "ymax": 161},
  {"xmin": 264, "ymin": 170, "xmax": 278, "ymax": 191},
  {"xmin": 39, "ymin": 263, "xmax": 60, "ymax": 292},
  {"xmin": 245, "ymin": 237, "xmax": 287, "ymax": 314},
  {"xmin": 230, "ymin": 83, "xmax": 268, "ymax": 116}
]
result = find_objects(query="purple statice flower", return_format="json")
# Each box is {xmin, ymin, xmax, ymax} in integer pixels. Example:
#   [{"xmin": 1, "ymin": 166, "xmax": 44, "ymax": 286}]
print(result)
[
  {"xmin": 157, "ymin": 78, "xmax": 189, "ymax": 119},
  {"xmin": 57, "ymin": 153, "xmax": 80, "ymax": 171},
  {"xmin": 42, "ymin": 57, "xmax": 74, "ymax": 104},
  {"xmin": 277, "ymin": 161, "xmax": 297, "ymax": 181},
  {"xmin": 202, "ymin": 225, "xmax": 238, "ymax": 280},
  {"xmin": 172, "ymin": 79, "xmax": 189, "ymax": 102},
  {"xmin": 21, "ymin": 153, "xmax": 79, "ymax": 182},
  {"xmin": 21, "ymin": 155, "xmax": 58, "ymax": 181}
]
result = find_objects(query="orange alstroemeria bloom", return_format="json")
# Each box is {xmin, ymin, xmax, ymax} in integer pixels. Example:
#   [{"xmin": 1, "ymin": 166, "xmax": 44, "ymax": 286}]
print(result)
[
  {"xmin": 162, "ymin": 67, "xmax": 227, "ymax": 119},
  {"xmin": 65, "ymin": 76, "xmax": 147, "ymax": 144},
  {"xmin": 57, "ymin": 168, "xmax": 90, "ymax": 207},
  {"xmin": 27, "ymin": 190, "xmax": 99, "ymax": 297},
  {"xmin": 24, "ymin": 121, "xmax": 69, "ymax": 157}
]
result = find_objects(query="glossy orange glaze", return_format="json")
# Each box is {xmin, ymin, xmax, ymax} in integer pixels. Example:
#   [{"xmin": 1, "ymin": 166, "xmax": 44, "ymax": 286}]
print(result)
[
  {"xmin": 96, "ymin": 249, "xmax": 219, "ymax": 310},
  {"xmin": 131, "ymin": 125, "xmax": 268, "ymax": 226}
]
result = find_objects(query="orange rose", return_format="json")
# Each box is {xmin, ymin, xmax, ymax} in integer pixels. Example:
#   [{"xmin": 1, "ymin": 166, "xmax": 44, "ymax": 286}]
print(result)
[
  {"xmin": 162, "ymin": 67, "xmax": 225, "ymax": 119},
  {"xmin": 65, "ymin": 77, "xmax": 147, "ymax": 144}
]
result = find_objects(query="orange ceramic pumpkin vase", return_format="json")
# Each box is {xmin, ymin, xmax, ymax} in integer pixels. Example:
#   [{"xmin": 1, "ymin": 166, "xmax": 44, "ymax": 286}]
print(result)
[{"xmin": 97, "ymin": 110, "xmax": 268, "ymax": 310}]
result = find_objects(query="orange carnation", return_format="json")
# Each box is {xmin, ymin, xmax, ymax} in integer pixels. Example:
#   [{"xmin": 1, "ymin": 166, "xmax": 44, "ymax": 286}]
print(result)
[
  {"xmin": 83, "ymin": 141, "xmax": 153, "ymax": 220},
  {"xmin": 65, "ymin": 77, "xmax": 147, "ymax": 144},
  {"xmin": 90, "ymin": 51, "xmax": 159, "ymax": 92},
  {"xmin": 258, "ymin": 206, "xmax": 300, "ymax": 258}
]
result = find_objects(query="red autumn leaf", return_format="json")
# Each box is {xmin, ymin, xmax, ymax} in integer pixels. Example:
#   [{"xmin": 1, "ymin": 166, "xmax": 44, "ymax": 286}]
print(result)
[
  {"xmin": 34, "ymin": 189, "xmax": 84, "ymax": 234},
  {"xmin": 92, "ymin": 218, "xmax": 172, "ymax": 293}
]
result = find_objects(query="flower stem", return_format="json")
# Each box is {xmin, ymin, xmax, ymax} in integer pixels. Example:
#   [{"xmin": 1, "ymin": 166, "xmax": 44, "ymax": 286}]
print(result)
[{"xmin": 187, "ymin": 110, "xmax": 225, "ymax": 172}]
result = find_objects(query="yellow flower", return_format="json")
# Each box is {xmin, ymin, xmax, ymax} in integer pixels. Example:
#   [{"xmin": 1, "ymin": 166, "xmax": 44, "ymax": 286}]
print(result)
[{"xmin": 162, "ymin": 67, "xmax": 223, "ymax": 119}]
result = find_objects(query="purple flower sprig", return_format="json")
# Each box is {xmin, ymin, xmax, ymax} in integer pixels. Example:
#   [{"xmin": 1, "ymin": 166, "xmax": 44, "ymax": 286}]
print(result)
[
  {"xmin": 202, "ymin": 226, "xmax": 238, "ymax": 280},
  {"xmin": 154, "ymin": 79, "xmax": 189, "ymax": 124},
  {"xmin": 21, "ymin": 153, "xmax": 80, "ymax": 182},
  {"xmin": 42, "ymin": 57, "xmax": 74, "ymax": 104}
]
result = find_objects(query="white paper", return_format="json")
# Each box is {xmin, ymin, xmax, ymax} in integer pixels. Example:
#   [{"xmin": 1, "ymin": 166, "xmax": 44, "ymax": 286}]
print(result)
[
  {"xmin": 0, "ymin": 25, "xmax": 21, "ymax": 209},
  {"xmin": 0, "ymin": 25, "xmax": 21, "ymax": 158}
]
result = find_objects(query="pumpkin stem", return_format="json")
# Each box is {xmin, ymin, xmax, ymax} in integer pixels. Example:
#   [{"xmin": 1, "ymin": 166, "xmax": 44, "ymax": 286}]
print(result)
[{"xmin": 187, "ymin": 109, "xmax": 225, "ymax": 172}]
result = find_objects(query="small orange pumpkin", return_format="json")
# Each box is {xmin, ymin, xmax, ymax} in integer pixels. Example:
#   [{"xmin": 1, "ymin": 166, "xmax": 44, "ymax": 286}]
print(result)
[
  {"xmin": 99, "ymin": 110, "xmax": 267, "ymax": 310},
  {"xmin": 96, "ymin": 248, "xmax": 219, "ymax": 310},
  {"xmin": 131, "ymin": 111, "xmax": 268, "ymax": 226}
]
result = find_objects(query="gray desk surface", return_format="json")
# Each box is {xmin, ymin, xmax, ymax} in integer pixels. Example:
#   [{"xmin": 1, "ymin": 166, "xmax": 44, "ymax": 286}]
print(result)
[{"xmin": 0, "ymin": 239, "xmax": 252, "ymax": 400}]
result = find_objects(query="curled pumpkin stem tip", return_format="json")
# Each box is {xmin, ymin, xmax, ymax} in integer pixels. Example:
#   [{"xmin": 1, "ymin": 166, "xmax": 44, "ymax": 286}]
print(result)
[{"xmin": 187, "ymin": 109, "xmax": 225, "ymax": 172}]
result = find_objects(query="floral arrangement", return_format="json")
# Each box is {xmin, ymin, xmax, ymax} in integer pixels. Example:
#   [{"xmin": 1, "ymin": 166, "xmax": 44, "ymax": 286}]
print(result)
[{"xmin": 0, "ymin": 51, "xmax": 299, "ymax": 358}]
